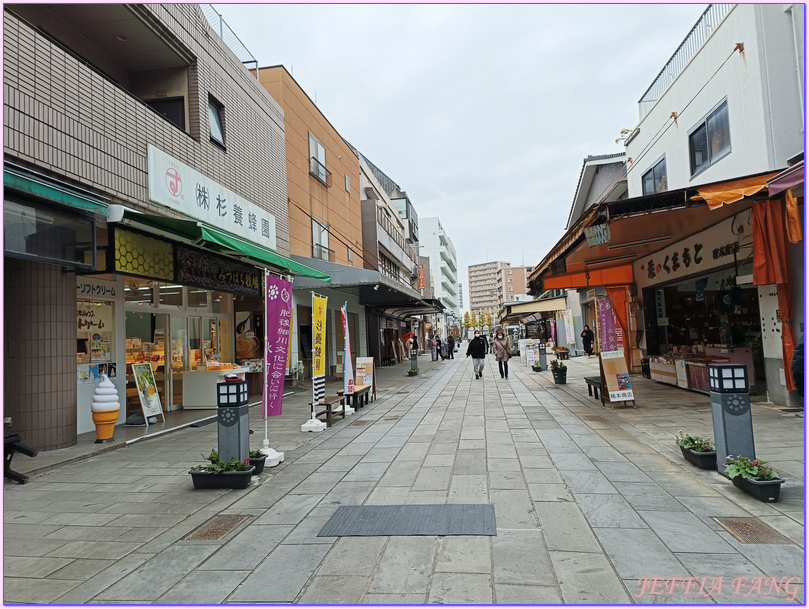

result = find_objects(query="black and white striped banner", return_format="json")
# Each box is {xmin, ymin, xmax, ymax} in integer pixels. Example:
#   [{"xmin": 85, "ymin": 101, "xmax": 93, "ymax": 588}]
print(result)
[{"xmin": 313, "ymin": 375, "xmax": 326, "ymax": 405}]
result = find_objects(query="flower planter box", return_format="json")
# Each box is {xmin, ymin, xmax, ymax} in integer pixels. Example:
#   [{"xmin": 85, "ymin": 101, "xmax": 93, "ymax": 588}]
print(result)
[
  {"xmin": 249, "ymin": 456, "xmax": 266, "ymax": 475},
  {"xmin": 190, "ymin": 466, "xmax": 256, "ymax": 490},
  {"xmin": 531, "ymin": 366, "xmax": 542, "ymax": 372},
  {"xmin": 407, "ymin": 371, "xmax": 418, "ymax": 377},
  {"xmin": 680, "ymin": 446, "xmax": 717, "ymax": 470},
  {"xmin": 551, "ymin": 369, "xmax": 567, "ymax": 384},
  {"xmin": 731, "ymin": 475, "xmax": 784, "ymax": 503},
  {"xmin": 555, "ymin": 351, "xmax": 569, "ymax": 360}
]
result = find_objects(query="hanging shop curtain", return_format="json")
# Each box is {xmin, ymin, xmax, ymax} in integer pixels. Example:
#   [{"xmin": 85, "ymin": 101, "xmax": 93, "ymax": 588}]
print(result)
[
  {"xmin": 752, "ymin": 199, "xmax": 796, "ymax": 390},
  {"xmin": 784, "ymin": 189, "xmax": 803, "ymax": 244},
  {"xmin": 605, "ymin": 286, "xmax": 632, "ymax": 372}
]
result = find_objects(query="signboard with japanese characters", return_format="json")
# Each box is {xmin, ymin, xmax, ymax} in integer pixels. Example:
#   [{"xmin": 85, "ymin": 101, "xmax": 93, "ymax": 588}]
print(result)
[
  {"xmin": 263, "ymin": 273, "xmax": 293, "ymax": 417},
  {"xmin": 77, "ymin": 303, "xmax": 113, "ymax": 332},
  {"xmin": 600, "ymin": 349, "xmax": 635, "ymax": 402},
  {"xmin": 77, "ymin": 277, "xmax": 117, "ymax": 300},
  {"xmin": 176, "ymin": 245, "xmax": 261, "ymax": 298},
  {"xmin": 633, "ymin": 211, "xmax": 752, "ymax": 289},
  {"xmin": 148, "ymin": 145, "xmax": 277, "ymax": 250}
]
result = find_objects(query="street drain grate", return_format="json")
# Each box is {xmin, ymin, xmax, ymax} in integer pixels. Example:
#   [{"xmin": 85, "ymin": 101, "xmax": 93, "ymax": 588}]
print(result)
[
  {"xmin": 582, "ymin": 415, "xmax": 607, "ymax": 421},
  {"xmin": 184, "ymin": 515, "xmax": 249, "ymax": 540},
  {"xmin": 712, "ymin": 517, "xmax": 795, "ymax": 545},
  {"xmin": 350, "ymin": 419, "xmax": 373, "ymax": 426}
]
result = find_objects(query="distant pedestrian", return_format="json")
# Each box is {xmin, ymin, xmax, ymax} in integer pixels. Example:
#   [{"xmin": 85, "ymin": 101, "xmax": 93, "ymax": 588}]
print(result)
[
  {"xmin": 481, "ymin": 333, "xmax": 490, "ymax": 354},
  {"xmin": 466, "ymin": 330, "xmax": 487, "ymax": 379},
  {"xmin": 581, "ymin": 325, "xmax": 595, "ymax": 358},
  {"xmin": 447, "ymin": 335, "xmax": 455, "ymax": 359},
  {"xmin": 493, "ymin": 330, "xmax": 511, "ymax": 379},
  {"xmin": 792, "ymin": 333, "xmax": 804, "ymax": 398},
  {"xmin": 436, "ymin": 336, "xmax": 445, "ymax": 360}
]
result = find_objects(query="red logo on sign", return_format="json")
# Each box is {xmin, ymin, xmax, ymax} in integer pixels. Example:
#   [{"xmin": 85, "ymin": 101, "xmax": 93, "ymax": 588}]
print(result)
[{"xmin": 166, "ymin": 168, "xmax": 182, "ymax": 197}]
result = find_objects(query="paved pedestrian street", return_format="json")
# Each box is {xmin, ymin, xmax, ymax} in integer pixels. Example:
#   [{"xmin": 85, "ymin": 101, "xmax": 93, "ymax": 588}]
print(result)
[{"xmin": 4, "ymin": 354, "xmax": 804, "ymax": 604}]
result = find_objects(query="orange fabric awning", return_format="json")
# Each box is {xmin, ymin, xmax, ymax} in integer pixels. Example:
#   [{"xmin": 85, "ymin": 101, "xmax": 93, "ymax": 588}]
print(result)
[
  {"xmin": 543, "ymin": 264, "xmax": 634, "ymax": 290},
  {"xmin": 691, "ymin": 173, "xmax": 779, "ymax": 210}
]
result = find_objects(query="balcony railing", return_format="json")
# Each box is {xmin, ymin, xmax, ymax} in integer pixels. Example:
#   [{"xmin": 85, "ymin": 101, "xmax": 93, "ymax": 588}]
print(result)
[
  {"xmin": 309, "ymin": 157, "xmax": 332, "ymax": 187},
  {"xmin": 201, "ymin": 5, "xmax": 258, "ymax": 78},
  {"xmin": 637, "ymin": 4, "xmax": 733, "ymax": 120},
  {"xmin": 312, "ymin": 243, "xmax": 335, "ymax": 262},
  {"xmin": 376, "ymin": 208, "xmax": 418, "ymax": 265}
]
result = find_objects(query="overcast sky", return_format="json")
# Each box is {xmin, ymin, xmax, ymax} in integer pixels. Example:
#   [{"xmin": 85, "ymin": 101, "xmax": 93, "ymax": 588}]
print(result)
[{"xmin": 216, "ymin": 2, "xmax": 707, "ymax": 311}]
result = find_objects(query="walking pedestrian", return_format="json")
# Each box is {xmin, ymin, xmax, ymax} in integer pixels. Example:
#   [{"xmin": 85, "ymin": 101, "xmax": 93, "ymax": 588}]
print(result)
[
  {"xmin": 493, "ymin": 330, "xmax": 511, "ymax": 379},
  {"xmin": 581, "ymin": 325, "xmax": 595, "ymax": 358},
  {"xmin": 792, "ymin": 333, "xmax": 804, "ymax": 398},
  {"xmin": 436, "ymin": 336, "xmax": 445, "ymax": 360},
  {"xmin": 466, "ymin": 330, "xmax": 487, "ymax": 379},
  {"xmin": 447, "ymin": 335, "xmax": 455, "ymax": 359},
  {"xmin": 481, "ymin": 333, "xmax": 490, "ymax": 354}
]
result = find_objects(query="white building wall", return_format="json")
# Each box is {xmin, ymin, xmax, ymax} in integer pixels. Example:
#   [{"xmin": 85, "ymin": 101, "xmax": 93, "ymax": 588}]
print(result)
[
  {"xmin": 420, "ymin": 217, "xmax": 460, "ymax": 319},
  {"xmin": 626, "ymin": 4, "xmax": 804, "ymax": 197}
]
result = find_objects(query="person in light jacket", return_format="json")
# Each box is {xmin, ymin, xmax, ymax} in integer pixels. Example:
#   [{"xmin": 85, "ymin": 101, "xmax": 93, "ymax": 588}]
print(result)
[
  {"xmin": 493, "ymin": 330, "xmax": 511, "ymax": 379},
  {"xmin": 466, "ymin": 330, "xmax": 487, "ymax": 379}
]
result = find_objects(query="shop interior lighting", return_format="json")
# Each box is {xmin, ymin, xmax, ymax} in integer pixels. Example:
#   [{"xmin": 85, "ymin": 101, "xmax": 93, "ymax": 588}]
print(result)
[{"xmin": 607, "ymin": 235, "xmax": 672, "ymax": 250}]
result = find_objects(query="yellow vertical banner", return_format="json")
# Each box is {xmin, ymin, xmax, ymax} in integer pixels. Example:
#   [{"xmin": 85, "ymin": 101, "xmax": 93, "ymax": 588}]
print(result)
[{"xmin": 312, "ymin": 294, "xmax": 328, "ymax": 405}]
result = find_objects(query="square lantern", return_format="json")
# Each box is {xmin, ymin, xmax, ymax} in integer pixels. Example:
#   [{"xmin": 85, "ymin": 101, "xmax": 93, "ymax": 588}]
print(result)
[
  {"xmin": 708, "ymin": 363, "xmax": 748, "ymax": 394},
  {"xmin": 217, "ymin": 380, "xmax": 249, "ymax": 407}
]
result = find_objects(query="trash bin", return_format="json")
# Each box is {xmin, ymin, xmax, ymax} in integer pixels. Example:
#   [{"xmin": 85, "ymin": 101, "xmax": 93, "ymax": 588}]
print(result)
[{"xmin": 217, "ymin": 379, "xmax": 250, "ymax": 463}]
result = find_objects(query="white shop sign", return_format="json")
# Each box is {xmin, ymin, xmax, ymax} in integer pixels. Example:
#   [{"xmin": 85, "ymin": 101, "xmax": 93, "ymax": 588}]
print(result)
[
  {"xmin": 77, "ymin": 277, "xmax": 117, "ymax": 300},
  {"xmin": 633, "ymin": 210, "xmax": 753, "ymax": 289},
  {"xmin": 148, "ymin": 145, "xmax": 277, "ymax": 249}
]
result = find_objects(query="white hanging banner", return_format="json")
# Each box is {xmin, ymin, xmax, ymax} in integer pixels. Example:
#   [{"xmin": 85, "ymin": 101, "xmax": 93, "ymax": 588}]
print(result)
[{"xmin": 341, "ymin": 303, "xmax": 355, "ymax": 395}]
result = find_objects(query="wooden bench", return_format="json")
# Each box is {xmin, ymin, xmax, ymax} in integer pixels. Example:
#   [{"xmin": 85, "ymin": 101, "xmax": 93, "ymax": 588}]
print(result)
[
  {"xmin": 584, "ymin": 376, "xmax": 602, "ymax": 403},
  {"xmin": 4, "ymin": 434, "xmax": 38, "ymax": 484},
  {"xmin": 310, "ymin": 395, "xmax": 346, "ymax": 427}
]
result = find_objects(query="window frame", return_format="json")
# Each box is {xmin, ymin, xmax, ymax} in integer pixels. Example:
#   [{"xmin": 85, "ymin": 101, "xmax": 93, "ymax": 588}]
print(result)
[
  {"xmin": 345, "ymin": 174, "xmax": 351, "ymax": 193},
  {"xmin": 309, "ymin": 133, "xmax": 328, "ymax": 185},
  {"xmin": 208, "ymin": 96, "xmax": 226, "ymax": 149},
  {"xmin": 641, "ymin": 156, "xmax": 668, "ymax": 195},
  {"xmin": 688, "ymin": 99, "xmax": 731, "ymax": 178},
  {"xmin": 312, "ymin": 218, "xmax": 330, "ymax": 261}
]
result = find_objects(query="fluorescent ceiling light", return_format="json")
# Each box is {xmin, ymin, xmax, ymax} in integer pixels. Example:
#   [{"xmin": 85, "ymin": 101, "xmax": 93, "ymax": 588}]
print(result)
[{"xmin": 607, "ymin": 235, "xmax": 671, "ymax": 250}]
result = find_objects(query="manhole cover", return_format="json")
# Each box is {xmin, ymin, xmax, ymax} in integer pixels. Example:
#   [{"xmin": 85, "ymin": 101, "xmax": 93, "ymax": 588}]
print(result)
[
  {"xmin": 712, "ymin": 517, "xmax": 795, "ymax": 545},
  {"xmin": 582, "ymin": 415, "xmax": 607, "ymax": 421},
  {"xmin": 350, "ymin": 419, "xmax": 373, "ymax": 426},
  {"xmin": 184, "ymin": 515, "xmax": 249, "ymax": 540}
]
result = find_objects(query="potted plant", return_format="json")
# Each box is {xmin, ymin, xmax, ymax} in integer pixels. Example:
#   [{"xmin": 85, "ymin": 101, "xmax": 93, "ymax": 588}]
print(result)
[
  {"xmin": 205, "ymin": 448, "xmax": 219, "ymax": 464},
  {"xmin": 674, "ymin": 431, "xmax": 717, "ymax": 469},
  {"xmin": 249, "ymin": 449, "xmax": 268, "ymax": 475},
  {"xmin": 553, "ymin": 346, "xmax": 570, "ymax": 360},
  {"xmin": 190, "ymin": 457, "xmax": 255, "ymax": 490},
  {"xmin": 550, "ymin": 359, "xmax": 567, "ymax": 384},
  {"xmin": 407, "ymin": 368, "xmax": 418, "ymax": 376},
  {"xmin": 724, "ymin": 455, "xmax": 784, "ymax": 502},
  {"xmin": 531, "ymin": 362, "xmax": 542, "ymax": 372}
]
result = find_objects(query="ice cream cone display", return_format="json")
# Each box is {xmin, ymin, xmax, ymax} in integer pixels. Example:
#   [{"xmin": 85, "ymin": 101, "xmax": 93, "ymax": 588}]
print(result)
[{"xmin": 91, "ymin": 374, "xmax": 120, "ymax": 444}]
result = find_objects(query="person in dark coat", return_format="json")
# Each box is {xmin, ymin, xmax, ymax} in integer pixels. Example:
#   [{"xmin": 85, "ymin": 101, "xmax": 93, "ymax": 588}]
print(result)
[
  {"xmin": 466, "ymin": 330, "xmax": 487, "ymax": 379},
  {"xmin": 581, "ymin": 325, "xmax": 595, "ymax": 358},
  {"xmin": 435, "ymin": 336, "xmax": 445, "ymax": 360},
  {"xmin": 792, "ymin": 333, "xmax": 804, "ymax": 398},
  {"xmin": 447, "ymin": 335, "xmax": 455, "ymax": 359}
]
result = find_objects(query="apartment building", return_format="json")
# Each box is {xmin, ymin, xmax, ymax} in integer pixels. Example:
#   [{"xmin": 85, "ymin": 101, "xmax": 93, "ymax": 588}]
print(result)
[
  {"xmin": 501, "ymin": 266, "xmax": 532, "ymax": 304},
  {"xmin": 468, "ymin": 261, "xmax": 510, "ymax": 318},
  {"xmin": 3, "ymin": 4, "xmax": 325, "ymax": 449},
  {"xmin": 419, "ymin": 217, "xmax": 459, "ymax": 334}
]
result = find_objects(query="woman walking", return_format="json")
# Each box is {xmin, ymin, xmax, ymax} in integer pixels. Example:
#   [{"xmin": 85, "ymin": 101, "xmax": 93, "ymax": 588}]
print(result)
[
  {"xmin": 493, "ymin": 330, "xmax": 511, "ymax": 379},
  {"xmin": 581, "ymin": 325, "xmax": 595, "ymax": 358}
]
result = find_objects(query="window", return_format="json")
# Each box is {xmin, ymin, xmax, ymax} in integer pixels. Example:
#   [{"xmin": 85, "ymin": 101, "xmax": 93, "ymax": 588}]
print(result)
[
  {"xmin": 642, "ymin": 157, "xmax": 667, "ymax": 195},
  {"xmin": 347, "ymin": 245, "xmax": 353, "ymax": 262},
  {"xmin": 508, "ymin": 287, "xmax": 513, "ymax": 291},
  {"xmin": 507, "ymin": 270, "xmax": 512, "ymax": 274},
  {"xmin": 208, "ymin": 98, "xmax": 225, "ymax": 148},
  {"xmin": 146, "ymin": 98, "xmax": 185, "ymax": 131},
  {"xmin": 345, "ymin": 175, "xmax": 351, "ymax": 192},
  {"xmin": 309, "ymin": 133, "xmax": 330, "ymax": 186},
  {"xmin": 508, "ymin": 278, "xmax": 513, "ymax": 283},
  {"xmin": 312, "ymin": 219, "xmax": 330, "ymax": 261},
  {"xmin": 689, "ymin": 101, "xmax": 730, "ymax": 176}
]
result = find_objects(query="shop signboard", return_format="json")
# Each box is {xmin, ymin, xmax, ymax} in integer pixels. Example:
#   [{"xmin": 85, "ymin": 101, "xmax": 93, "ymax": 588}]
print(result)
[
  {"xmin": 131, "ymin": 363, "xmax": 165, "ymax": 424},
  {"xmin": 77, "ymin": 303, "xmax": 113, "ymax": 332},
  {"xmin": 77, "ymin": 277, "xmax": 117, "ymax": 299},
  {"xmin": 148, "ymin": 145, "xmax": 277, "ymax": 250},
  {"xmin": 633, "ymin": 211, "xmax": 753, "ymax": 289},
  {"xmin": 600, "ymin": 350, "xmax": 635, "ymax": 402},
  {"xmin": 263, "ymin": 273, "xmax": 293, "ymax": 417},
  {"xmin": 312, "ymin": 294, "xmax": 328, "ymax": 406},
  {"xmin": 176, "ymin": 245, "xmax": 262, "ymax": 298},
  {"xmin": 563, "ymin": 310, "xmax": 576, "ymax": 345},
  {"xmin": 598, "ymin": 299, "xmax": 618, "ymax": 352},
  {"xmin": 355, "ymin": 357, "xmax": 376, "ymax": 398}
]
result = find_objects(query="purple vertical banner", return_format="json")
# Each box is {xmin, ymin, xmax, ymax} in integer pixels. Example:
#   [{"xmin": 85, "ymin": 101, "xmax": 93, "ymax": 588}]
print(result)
[
  {"xmin": 598, "ymin": 298, "xmax": 618, "ymax": 352},
  {"xmin": 263, "ymin": 272, "xmax": 293, "ymax": 417}
]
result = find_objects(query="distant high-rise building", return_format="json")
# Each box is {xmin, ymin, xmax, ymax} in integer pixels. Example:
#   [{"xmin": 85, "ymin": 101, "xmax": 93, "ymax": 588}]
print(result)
[{"xmin": 468, "ymin": 262, "xmax": 531, "ymax": 319}]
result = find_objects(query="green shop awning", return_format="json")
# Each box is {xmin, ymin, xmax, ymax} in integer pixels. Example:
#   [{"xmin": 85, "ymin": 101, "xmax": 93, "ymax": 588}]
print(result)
[
  {"xmin": 4, "ymin": 162, "xmax": 108, "ymax": 215},
  {"xmin": 119, "ymin": 211, "xmax": 331, "ymax": 282}
]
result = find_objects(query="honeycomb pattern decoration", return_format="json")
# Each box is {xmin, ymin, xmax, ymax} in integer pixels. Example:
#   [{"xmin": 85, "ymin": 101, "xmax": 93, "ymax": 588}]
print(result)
[{"xmin": 114, "ymin": 229, "xmax": 174, "ymax": 280}]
